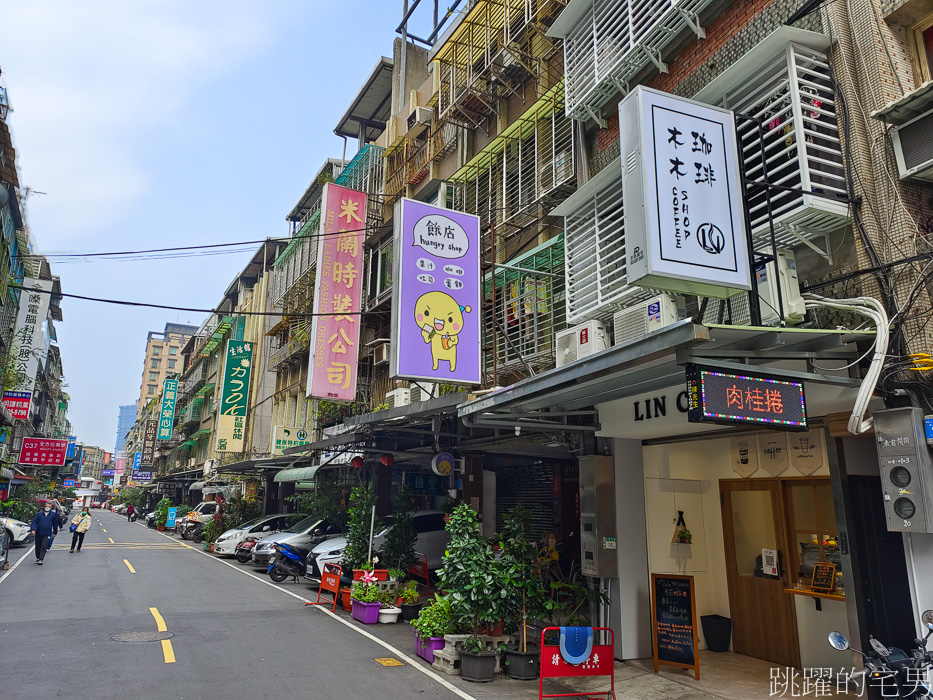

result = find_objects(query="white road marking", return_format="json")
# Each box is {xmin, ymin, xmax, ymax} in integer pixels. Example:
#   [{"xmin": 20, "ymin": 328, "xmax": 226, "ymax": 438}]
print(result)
[
  {"xmin": 0, "ymin": 548, "xmax": 37, "ymax": 586},
  {"xmin": 149, "ymin": 528, "xmax": 478, "ymax": 700}
]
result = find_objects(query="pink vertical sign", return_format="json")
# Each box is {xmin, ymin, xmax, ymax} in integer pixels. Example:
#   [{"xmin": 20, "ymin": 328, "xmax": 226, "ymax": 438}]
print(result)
[{"xmin": 307, "ymin": 183, "xmax": 367, "ymax": 401}]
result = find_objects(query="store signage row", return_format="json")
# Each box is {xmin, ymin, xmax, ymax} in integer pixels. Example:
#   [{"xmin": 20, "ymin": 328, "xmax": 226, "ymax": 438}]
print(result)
[
  {"xmin": 132, "ymin": 471, "xmax": 153, "ymax": 482},
  {"xmin": 272, "ymin": 426, "xmax": 309, "ymax": 455},
  {"xmin": 62, "ymin": 478, "xmax": 75, "ymax": 488},
  {"xmin": 686, "ymin": 363, "xmax": 807, "ymax": 431},
  {"xmin": 216, "ymin": 339, "xmax": 253, "ymax": 453},
  {"xmin": 158, "ymin": 378, "xmax": 178, "ymax": 440},
  {"xmin": 19, "ymin": 437, "xmax": 69, "ymax": 466},
  {"xmin": 307, "ymin": 183, "xmax": 367, "ymax": 402},
  {"xmin": 620, "ymin": 86, "xmax": 751, "ymax": 299},
  {"xmin": 390, "ymin": 198, "xmax": 481, "ymax": 385},
  {"xmin": 2, "ymin": 277, "xmax": 53, "ymax": 420},
  {"xmin": 140, "ymin": 420, "xmax": 157, "ymax": 465}
]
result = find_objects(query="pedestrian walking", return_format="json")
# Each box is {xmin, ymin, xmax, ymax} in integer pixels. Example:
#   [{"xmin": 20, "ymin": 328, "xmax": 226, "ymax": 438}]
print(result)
[
  {"xmin": 126, "ymin": 503, "xmax": 135, "ymax": 522},
  {"xmin": 29, "ymin": 503, "xmax": 60, "ymax": 565},
  {"xmin": 69, "ymin": 507, "xmax": 92, "ymax": 553}
]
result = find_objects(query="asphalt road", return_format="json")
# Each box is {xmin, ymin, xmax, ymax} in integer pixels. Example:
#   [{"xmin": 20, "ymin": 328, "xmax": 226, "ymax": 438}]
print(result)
[{"xmin": 0, "ymin": 510, "xmax": 540, "ymax": 700}]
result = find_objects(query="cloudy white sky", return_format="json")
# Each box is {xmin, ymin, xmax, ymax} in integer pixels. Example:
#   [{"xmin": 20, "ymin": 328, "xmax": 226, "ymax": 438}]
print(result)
[{"xmin": 2, "ymin": 0, "xmax": 410, "ymax": 448}]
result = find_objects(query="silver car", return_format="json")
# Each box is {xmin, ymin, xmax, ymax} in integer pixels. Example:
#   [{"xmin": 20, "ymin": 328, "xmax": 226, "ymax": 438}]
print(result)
[{"xmin": 251, "ymin": 516, "xmax": 343, "ymax": 568}]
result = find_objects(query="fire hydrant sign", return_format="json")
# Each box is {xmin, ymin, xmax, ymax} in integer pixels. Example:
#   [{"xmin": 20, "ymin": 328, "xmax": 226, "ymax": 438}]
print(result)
[
  {"xmin": 19, "ymin": 438, "xmax": 69, "ymax": 466},
  {"xmin": 216, "ymin": 339, "xmax": 253, "ymax": 453}
]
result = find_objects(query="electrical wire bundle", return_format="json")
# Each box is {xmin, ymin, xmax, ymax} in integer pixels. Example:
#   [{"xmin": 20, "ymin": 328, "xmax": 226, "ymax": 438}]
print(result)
[{"xmin": 803, "ymin": 293, "xmax": 889, "ymax": 435}]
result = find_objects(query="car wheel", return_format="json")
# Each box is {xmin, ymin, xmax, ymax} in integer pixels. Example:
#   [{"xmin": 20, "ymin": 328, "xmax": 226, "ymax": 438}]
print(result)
[{"xmin": 236, "ymin": 550, "xmax": 251, "ymax": 564}]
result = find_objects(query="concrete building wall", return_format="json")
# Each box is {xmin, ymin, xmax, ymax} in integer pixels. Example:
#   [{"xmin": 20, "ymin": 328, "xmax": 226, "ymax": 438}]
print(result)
[{"xmin": 136, "ymin": 323, "xmax": 197, "ymax": 418}]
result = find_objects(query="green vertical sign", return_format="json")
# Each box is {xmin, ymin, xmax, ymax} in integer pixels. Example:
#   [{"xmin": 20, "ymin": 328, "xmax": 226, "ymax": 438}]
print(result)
[{"xmin": 215, "ymin": 339, "xmax": 253, "ymax": 453}]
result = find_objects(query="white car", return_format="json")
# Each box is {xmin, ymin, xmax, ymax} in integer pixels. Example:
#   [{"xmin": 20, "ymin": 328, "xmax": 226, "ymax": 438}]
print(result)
[
  {"xmin": 309, "ymin": 510, "xmax": 449, "ymax": 579},
  {"xmin": 1, "ymin": 517, "xmax": 34, "ymax": 546},
  {"xmin": 212, "ymin": 514, "xmax": 295, "ymax": 556},
  {"xmin": 112, "ymin": 504, "xmax": 127, "ymax": 514}
]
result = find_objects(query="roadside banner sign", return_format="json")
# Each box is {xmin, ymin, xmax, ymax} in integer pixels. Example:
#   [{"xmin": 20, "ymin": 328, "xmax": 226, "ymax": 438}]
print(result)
[
  {"xmin": 215, "ymin": 339, "xmax": 254, "ymax": 453},
  {"xmin": 166, "ymin": 507, "xmax": 178, "ymax": 528}
]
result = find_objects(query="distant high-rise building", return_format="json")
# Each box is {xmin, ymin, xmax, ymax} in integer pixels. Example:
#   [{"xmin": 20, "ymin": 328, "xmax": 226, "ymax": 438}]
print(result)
[
  {"xmin": 135, "ymin": 322, "xmax": 198, "ymax": 419},
  {"xmin": 114, "ymin": 404, "xmax": 135, "ymax": 452}
]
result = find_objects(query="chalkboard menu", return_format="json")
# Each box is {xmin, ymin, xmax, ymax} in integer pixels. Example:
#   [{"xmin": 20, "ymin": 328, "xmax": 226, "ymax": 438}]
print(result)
[
  {"xmin": 810, "ymin": 562, "xmax": 836, "ymax": 593},
  {"xmin": 651, "ymin": 573, "xmax": 700, "ymax": 680}
]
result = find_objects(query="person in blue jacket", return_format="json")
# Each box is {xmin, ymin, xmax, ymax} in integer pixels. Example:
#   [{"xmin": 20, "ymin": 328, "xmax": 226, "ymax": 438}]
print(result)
[{"xmin": 30, "ymin": 503, "xmax": 60, "ymax": 565}]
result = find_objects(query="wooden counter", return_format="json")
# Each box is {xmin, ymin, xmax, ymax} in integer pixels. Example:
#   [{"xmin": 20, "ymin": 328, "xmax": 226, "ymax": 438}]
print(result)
[{"xmin": 784, "ymin": 588, "xmax": 845, "ymax": 602}]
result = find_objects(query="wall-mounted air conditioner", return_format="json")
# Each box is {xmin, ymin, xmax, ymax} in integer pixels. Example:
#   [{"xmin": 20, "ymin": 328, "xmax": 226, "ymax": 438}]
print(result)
[
  {"xmin": 554, "ymin": 149, "xmax": 572, "ymax": 183},
  {"xmin": 385, "ymin": 388, "xmax": 411, "ymax": 409},
  {"xmin": 612, "ymin": 294, "xmax": 686, "ymax": 346},
  {"xmin": 373, "ymin": 342, "xmax": 389, "ymax": 366},
  {"xmin": 555, "ymin": 321, "xmax": 609, "ymax": 368},
  {"xmin": 409, "ymin": 382, "xmax": 439, "ymax": 403},
  {"xmin": 756, "ymin": 249, "xmax": 806, "ymax": 325},
  {"xmin": 407, "ymin": 106, "xmax": 433, "ymax": 138},
  {"xmin": 891, "ymin": 108, "xmax": 933, "ymax": 183}
]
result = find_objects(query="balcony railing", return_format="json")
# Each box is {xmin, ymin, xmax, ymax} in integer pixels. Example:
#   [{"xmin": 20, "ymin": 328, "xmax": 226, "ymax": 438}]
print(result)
[
  {"xmin": 335, "ymin": 144, "xmax": 385, "ymax": 230},
  {"xmin": 272, "ymin": 216, "xmax": 319, "ymax": 310},
  {"xmin": 268, "ymin": 323, "xmax": 311, "ymax": 371}
]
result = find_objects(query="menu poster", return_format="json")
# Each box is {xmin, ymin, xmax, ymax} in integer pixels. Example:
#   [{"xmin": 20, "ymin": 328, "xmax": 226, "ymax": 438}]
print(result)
[
  {"xmin": 811, "ymin": 562, "xmax": 837, "ymax": 593},
  {"xmin": 651, "ymin": 573, "xmax": 700, "ymax": 680}
]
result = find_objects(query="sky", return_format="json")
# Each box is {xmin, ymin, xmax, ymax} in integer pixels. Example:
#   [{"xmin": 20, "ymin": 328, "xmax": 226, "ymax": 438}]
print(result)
[{"xmin": 1, "ymin": 0, "xmax": 426, "ymax": 450}]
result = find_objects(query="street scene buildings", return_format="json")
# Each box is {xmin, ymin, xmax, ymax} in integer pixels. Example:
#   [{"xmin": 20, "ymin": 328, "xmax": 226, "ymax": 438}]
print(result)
[{"xmin": 4, "ymin": 0, "xmax": 933, "ymax": 697}]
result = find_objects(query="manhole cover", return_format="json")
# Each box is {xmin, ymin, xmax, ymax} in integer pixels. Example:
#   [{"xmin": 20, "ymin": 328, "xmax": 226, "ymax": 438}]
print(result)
[
  {"xmin": 112, "ymin": 631, "xmax": 174, "ymax": 642},
  {"xmin": 374, "ymin": 657, "xmax": 404, "ymax": 667}
]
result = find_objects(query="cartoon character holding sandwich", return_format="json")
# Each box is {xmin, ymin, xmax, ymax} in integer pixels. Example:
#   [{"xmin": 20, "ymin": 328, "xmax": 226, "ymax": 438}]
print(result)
[{"xmin": 415, "ymin": 290, "xmax": 471, "ymax": 372}]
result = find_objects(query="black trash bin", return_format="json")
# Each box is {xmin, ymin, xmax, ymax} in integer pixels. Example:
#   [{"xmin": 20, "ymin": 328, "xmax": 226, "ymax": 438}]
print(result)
[{"xmin": 701, "ymin": 614, "xmax": 732, "ymax": 652}]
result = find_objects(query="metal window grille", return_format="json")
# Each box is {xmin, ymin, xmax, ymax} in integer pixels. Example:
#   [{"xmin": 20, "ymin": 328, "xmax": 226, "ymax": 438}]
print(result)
[{"xmin": 335, "ymin": 144, "xmax": 386, "ymax": 231}]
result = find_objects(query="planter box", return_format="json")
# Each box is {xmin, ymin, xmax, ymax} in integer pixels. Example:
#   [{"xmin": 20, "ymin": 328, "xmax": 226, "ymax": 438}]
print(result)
[
  {"xmin": 353, "ymin": 569, "xmax": 389, "ymax": 581},
  {"xmin": 503, "ymin": 647, "xmax": 539, "ymax": 680},
  {"xmin": 351, "ymin": 599, "xmax": 380, "ymax": 624},
  {"xmin": 415, "ymin": 633, "xmax": 446, "ymax": 665},
  {"xmin": 461, "ymin": 650, "xmax": 497, "ymax": 682},
  {"xmin": 378, "ymin": 606, "xmax": 401, "ymax": 624}
]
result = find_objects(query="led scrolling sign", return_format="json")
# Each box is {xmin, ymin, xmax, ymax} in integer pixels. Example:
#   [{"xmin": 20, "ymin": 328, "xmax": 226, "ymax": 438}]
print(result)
[{"xmin": 686, "ymin": 363, "xmax": 808, "ymax": 431}]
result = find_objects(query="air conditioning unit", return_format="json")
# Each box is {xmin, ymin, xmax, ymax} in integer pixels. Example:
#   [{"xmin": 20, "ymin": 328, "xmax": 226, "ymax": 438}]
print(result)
[
  {"xmin": 756, "ymin": 249, "xmax": 806, "ymax": 325},
  {"xmin": 891, "ymin": 108, "xmax": 933, "ymax": 182},
  {"xmin": 385, "ymin": 388, "xmax": 411, "ymax": 409},
  {"xmin": 407, "ymin": 106, "xmax": 433, "ymax": 138},
  {"xmin": 410, "ymin": 382, "xmax": 439, "ymax": 403},
  {"xmin": 555, "ymin": 321, "xmax": 609, "ymax": 368},
  {"xmin": 373, "ymin": 342, "xmax": 389, "ymax": 366},
  {"xmin": 612, "ymin": 294, "xmax": 686, "ymax": 346},
  {"xmin": 555, "ymin": 149, "xmax": 572, "ymax": 183}
]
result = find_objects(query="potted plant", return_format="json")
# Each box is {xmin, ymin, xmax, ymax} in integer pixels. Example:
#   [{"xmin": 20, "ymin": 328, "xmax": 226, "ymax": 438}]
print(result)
[
  {"xmin": 438, "ymin": 504, "xmax": 500, "ymax": 682},
  {"xmin": 377, "ymin": 588, "xmax": 401, "ymax": 624},
  {"xmin": 381, "ymin": 487, "xmax": 419, "ymax": 576},
  {"xmin": 154, "ymin": 497, "xmax": 172, "ymax": 531},
  {"xmin": 340, "ymin": 587, "xmax": 353, "ymax": 612},
  {"xmin": 350, "ymin": 571, "xmax": 381, "ymax": 624},
  {"xmin": 676, "ymin": 527, "xmax": 693, "ymax": 544},
  {"xmin": 410, "ymin": 595, "xmax": 454, "ymax": 664},
  {"xmin": 397, "ymin": 580, "xmax": 422, "ymax": 621},
  {"xmin": 498, "ymin": 505, "xmax": 546, "ymax": 680}
]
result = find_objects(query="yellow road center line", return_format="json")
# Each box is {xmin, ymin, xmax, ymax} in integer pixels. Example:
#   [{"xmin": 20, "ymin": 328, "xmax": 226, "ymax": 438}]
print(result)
[
  {"xmin": 161, "ymin": 639, "xmax": 176, "ymax": 663},
  {"xmin": 109, "ymin": 537, "xmax": 115, "ymax": 543},
  {"xmin": 123, "ymin": 559, "xmax": 136, "ymax": 574},
  {"xmin": 102, "ymin": 528, "xmax": 107, "ymax": 533},
  {"xmin": 149, "ymin": 607, "xmax": 167, "ymax": 632}
]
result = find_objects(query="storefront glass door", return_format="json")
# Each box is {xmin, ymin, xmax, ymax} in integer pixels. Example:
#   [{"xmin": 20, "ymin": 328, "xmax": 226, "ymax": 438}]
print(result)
[{"xmin": 721, "ymin": 479, "xmax": 800, "ymax": 668}]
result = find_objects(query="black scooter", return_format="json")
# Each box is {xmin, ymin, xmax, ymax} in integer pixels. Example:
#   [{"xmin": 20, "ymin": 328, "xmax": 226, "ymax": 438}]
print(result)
[{"xmin": 829, "ymin": 610, "xmax": 933, "ymax": 698}]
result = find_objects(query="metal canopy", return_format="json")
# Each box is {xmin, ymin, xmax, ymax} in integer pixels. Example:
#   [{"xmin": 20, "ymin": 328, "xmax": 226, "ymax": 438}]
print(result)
[
  {"xmin": 458, "ymin": 322, "xmax": 874, "ymax": 418},
  {"xmin": 334, "ymin": 57, "xmax": 394, "ymax": 142},
  {"xmin": 215, "ymin": 456, "xmax": 307, "ymax": 474},
  {"xmin": 274, "ymin": 466, "xmax": 321, "ymax": 483},
  {"xmin": 871, "ymin": 79, "xmax": 933, "ymax": 126}
]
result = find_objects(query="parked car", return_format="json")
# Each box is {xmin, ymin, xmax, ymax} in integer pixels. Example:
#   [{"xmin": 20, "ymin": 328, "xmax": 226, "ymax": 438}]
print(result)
[
  {"xmin": 308, "ymin": 510, "xmax": 449, "ymax": 580},
  {"xmin": 1, "ymin": 517, "xmax": 35, "ymax": 546},
  {"xmin": 183, "ymin": 501, "xmax": 219, "ymax": 525},
  {"xmin": 213, "ymin": 513, "xmax": 298, "ymax": 557},
  {"xmin": 113, "ymin": 504, "xmax": 127, "ymax": 514},
  {"xmin": 252, "ymin": 516, "xmax": 343, "ymax": 568}
]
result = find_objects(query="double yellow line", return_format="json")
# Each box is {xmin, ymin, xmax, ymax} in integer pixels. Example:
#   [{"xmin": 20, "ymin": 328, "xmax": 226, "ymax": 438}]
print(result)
[{"xmin": 149, "ymin": 607, "xmax": 176, "ymax": 663}]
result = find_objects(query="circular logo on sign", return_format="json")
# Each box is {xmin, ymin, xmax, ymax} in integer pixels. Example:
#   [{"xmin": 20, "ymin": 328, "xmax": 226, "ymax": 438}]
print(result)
[
  {"xmin": 296, "ymin": 429, "xmax": 308, "ymax": 441},
  {"xmin": 696, "ymin": 223, "xmax": 725, "ymax": 255},
  {"xmin": 431, "ymin": 452, "xmax": 454, "ymax": 477}
]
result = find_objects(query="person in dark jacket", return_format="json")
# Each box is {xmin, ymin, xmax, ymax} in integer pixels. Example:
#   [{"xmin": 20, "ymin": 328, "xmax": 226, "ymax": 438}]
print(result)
[{"xmin": 30, "ymin": 504, "xmax": 60, "ymax": 565}]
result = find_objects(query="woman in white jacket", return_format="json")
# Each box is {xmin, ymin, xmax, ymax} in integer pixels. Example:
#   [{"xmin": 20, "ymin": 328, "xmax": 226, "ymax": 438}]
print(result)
[{"xmin": 69, "ymin": 507, "xmax": 92, "ymax": 553}]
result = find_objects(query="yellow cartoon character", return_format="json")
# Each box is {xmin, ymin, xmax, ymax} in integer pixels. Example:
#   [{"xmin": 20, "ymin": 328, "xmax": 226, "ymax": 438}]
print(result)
[{"xmin": 415, "ymin": 291, "xmax": 471, "ymax": 372}]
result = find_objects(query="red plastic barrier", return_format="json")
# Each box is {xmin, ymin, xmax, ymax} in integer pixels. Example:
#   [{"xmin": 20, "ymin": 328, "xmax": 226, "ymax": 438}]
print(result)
[
  {"xmin": 539, "ymin": 626, "xmax": 615, "ymax": 700},
  {"xmin": 305, "ymin": 563, "xmax": 342, "ymax": 612}
]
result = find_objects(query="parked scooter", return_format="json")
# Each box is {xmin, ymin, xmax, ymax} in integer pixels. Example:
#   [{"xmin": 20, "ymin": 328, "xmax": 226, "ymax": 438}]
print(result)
[
  {"xmin": 828, "ymin": 610, "xmax": 933, "ymax": 698},
  {"xmin": 235, "ymin": 537, "xmax": 257, "ymax": 564},
  {"xmin": 179, "ymin": 520, "xmax": 204, "ymax": 543},
  {"xmin": 268, "ymin": 542, "xmax": 307, "ymax": 583}
]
